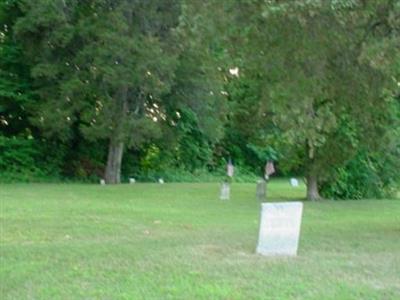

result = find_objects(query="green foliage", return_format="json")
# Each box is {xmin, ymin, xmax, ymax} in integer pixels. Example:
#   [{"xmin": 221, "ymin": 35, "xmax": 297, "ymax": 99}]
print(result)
[
  {"xmin": 121, "ymin": 143, "xmax": 257, "ymax": 183},
  {"xmin": 321, "ymin": 95, "xmax": 400, "ymax": 199},
  {"xmin": 13, "ymin": 0, "xmax": 179, "ymax": 142},
  {"xmin": 0, "ymin": 0, "xmax": 36, "ymax": 137},
  {"xmin": 0, "ymin": 135, "xmax": 65, "ymax": 182},
  {"xmin": 0, "ymin": 135, "xmax": 40, "ymax": 181},
  {"xmin": 321, "ymin": 150, "xmax": 400, "ymax": 199},
  {"xmin": 62, "ymin": 137, "xmax": 106, "ymax": 181},
  {"xmin": 222, "ymin": 0, "xmax": 400, "ymax": 199}
]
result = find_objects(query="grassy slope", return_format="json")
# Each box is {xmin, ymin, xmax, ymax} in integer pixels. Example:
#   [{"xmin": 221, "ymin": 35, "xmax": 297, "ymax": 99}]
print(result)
[{"xmin": 1, "ymin": 181, "xmax": 399, "ymax": 299}]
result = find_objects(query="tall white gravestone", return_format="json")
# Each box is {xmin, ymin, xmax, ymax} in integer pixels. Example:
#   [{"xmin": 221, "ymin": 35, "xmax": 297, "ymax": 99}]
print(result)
[
  {"xmin": 220, "ymin": 182, "xmax": 230, "ymax": 200},
  {"xmin": 256, "ymin": 202, "xmax": 303, "ymax": 256},
  {"xmin": 220, "ymin": 159, "xmax": 233, "ymax": 200}
]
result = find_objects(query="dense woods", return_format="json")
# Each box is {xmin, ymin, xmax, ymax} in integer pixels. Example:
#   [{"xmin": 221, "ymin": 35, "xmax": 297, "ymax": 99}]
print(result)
[{"xmin": 1, "ymin": 0, "xmax": 399, "ymax": 200}]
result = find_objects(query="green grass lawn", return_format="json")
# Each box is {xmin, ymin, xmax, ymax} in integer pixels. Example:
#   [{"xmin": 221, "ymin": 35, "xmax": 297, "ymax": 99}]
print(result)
[{"xmin": 1, "ymin": 181, "xmax": 399, "ymax": 299}]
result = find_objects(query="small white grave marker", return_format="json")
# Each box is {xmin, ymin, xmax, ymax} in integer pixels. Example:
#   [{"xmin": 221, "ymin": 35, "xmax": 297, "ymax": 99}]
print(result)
[
  {"xmin": 229, "ymin": 67, "xmax": 239, "ymax": 77},
  {"xmin": 100, "ymin": 179, "xmax": 105, "ymax": 185},
  {"xmin": 158, "ymin": 178, "xmax": 164, "ymax": 184},
  {"xmin": 129, "ymin": 178, "xmax": 136, "ymax": 184},
  {"xmin": 256, "ymin": 202, "xmax": 303, "ymax": 256},
  {"xmin": 290, "ymin": 178, "xmax": 299, "ymax": 187}
]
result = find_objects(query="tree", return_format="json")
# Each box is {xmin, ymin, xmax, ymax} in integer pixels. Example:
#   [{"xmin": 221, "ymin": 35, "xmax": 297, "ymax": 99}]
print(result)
[
  {"xmin": 14, "ymin": 0, "xmax": 180, "ymax": 183},
  {"xmin": 225, "ymin": 0, "xmax": 399, "ymax": 200},
  {"xmin": 0, "ymin": 0, "xmax": 35, "ymax": 137},
  {"xmin": 13, "ymin": 0, "xmax": 228, "ymax": 183},
  {"xmin": 156, "ymin": 0, "xmax": 228, "ymax": 172}
]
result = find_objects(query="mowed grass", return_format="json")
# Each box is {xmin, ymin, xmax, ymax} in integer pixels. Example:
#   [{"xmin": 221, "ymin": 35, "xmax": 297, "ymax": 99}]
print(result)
[{"xmin": 0, "ymin": 181, "xmax": 399, "ymax": 300}]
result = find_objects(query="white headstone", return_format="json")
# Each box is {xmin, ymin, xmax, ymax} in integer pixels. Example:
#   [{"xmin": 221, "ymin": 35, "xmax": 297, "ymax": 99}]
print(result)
[
  {"xmin": 290, "ymin": 178, "xmax": 299, "ymax": 187},
  {"xmin": 100, "ymin": 179, "xmax": 105, "ymax": 185},
  {"xmin": 220, "ymin": 182, "xmax": 230, "ymax": 200},
  {"xmin": 256, "ymin": 202, "xmax": 303, "ymax": 256},
  {"xmin": 129, "ymin": 178, "xmax": 136, "ymax": 184},
  {"xmin": 158, "ymin": 178, "xmax": 164, "ymax": 184}
]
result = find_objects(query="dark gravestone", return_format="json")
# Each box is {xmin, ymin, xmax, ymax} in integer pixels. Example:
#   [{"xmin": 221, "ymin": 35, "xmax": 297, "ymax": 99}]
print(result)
[{"xmin": 256, "ymin": 179, "xmax": 266, "ymax": 201}]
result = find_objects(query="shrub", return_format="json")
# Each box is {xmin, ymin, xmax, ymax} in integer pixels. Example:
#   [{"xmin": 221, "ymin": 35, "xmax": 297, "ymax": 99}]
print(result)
[
  {"xmin": 0, "ymin": 135, "xmax": 65, "ymax": 182},
  {"xmin": 321, "ymin": 150, "xmax": 400, "ymax": 199}
]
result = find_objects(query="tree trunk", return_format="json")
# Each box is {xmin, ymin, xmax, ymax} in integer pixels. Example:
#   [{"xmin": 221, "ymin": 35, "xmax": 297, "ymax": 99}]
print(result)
[
  {"xmin": 104, "ymin": 81, "xmax": 129, "ymax": 184},
  {"xmin": 306, "ymin": 174, "xmax": 320, "ymax": 201},
  {"xmin": 104, "ymin": 139, "xmax": 124, "ymax": 184}
]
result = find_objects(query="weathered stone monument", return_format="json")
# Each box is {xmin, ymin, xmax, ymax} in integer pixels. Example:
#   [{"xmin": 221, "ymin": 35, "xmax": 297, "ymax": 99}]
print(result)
[
  {"xmin": 129, "ymin": 178, "xmax": 136, "ymax": 184},
  {"xmin": 256, "ymin": 160, "xmax": 275, "ymax": 201},
  {"xmin": 100, "ymin": 179, "xmax": 105, "ymax": 185},
  {"xmin": 220, "ymin": 182, "xmax": 230, "ymax": 200},
  {"xmin": 256, "ymin": 179, "xmax": 266, "ymax": 201},
  {"xmin": 256, "ymin": 202, "xmax": 303, "ymax": 256},
  {"xmin": 220, "ymin": 159, "xmax": 234, "ymax": 200}
]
